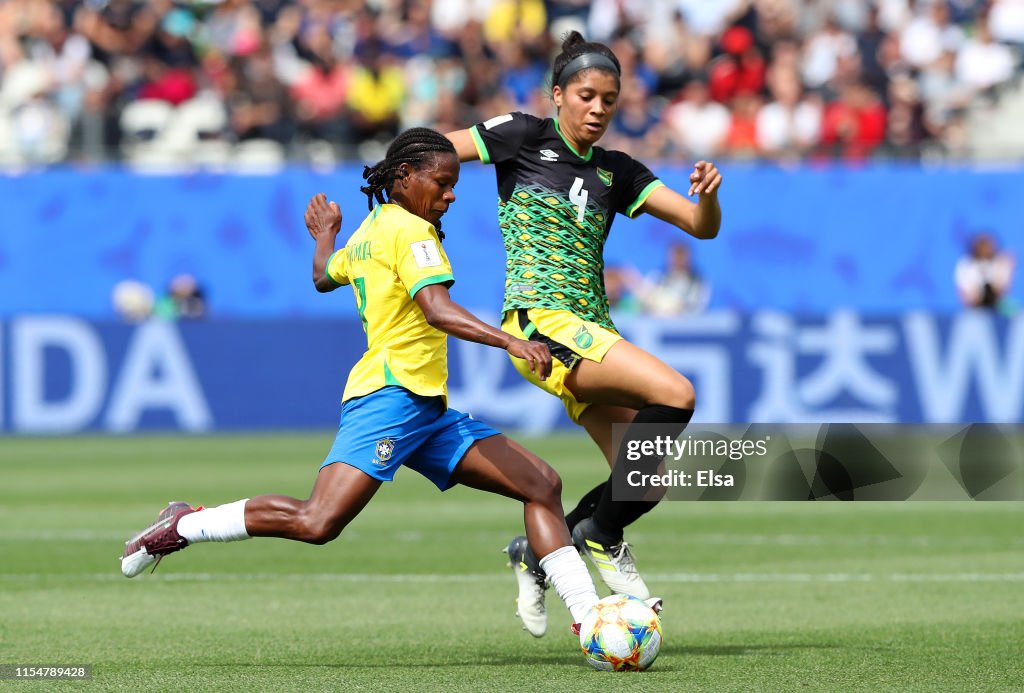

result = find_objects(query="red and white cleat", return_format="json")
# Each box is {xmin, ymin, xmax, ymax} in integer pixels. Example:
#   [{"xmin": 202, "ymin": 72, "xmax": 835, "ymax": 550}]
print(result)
[{"xmin": 120, "ymin": 502, "xmax": 201, "ymax": 578}]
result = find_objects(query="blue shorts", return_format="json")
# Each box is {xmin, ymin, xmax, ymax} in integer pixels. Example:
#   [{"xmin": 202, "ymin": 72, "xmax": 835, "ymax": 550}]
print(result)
[{"xmin": 321, "ymin": 386, "xmax": 500, "ymax": 491}]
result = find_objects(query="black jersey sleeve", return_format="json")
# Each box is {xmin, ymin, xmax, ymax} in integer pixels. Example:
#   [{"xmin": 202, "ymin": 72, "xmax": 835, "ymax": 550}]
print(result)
[
  {"xmin": 610, "ymin": 153, "xmax": 664, "ymax": 219},
  {"xmin": 469, "ymin": 112, "xmax": 538, "ymax": 165}
]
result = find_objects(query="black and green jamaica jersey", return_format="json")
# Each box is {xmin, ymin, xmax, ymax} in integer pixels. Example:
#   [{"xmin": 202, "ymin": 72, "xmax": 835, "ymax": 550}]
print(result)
[{"xmin": 470, "ymin": 112, "xmax": 663, "ymax": 330}]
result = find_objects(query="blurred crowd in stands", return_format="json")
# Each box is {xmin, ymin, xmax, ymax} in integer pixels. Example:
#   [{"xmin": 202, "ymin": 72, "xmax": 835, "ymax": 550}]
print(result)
[
  {"xmin": 1, "ymin": 0, "xmax": 1023, "ymax": 167},
  {"xmin": 606, "ymin": 243, "xmax": 711, "ymax": 317}
]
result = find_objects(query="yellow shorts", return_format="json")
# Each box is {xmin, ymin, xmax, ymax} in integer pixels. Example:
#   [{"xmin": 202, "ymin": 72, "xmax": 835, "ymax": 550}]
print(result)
[{"xmin": 501, "ymin": 308, "xmax": 623, "ymax": 424}]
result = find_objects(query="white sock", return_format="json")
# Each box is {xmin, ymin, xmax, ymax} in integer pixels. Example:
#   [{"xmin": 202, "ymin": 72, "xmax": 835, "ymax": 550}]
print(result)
[
  {"xmin": 539, "ymin": 545, "xmax": 599, "ymax": 623},
  {"xmin": 177, "ymin": 499, "xmax": 251, "ymax": 543}
]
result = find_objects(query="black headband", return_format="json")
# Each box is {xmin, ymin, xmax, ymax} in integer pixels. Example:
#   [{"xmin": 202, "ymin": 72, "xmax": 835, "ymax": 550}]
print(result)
[{"xmin": 556, "ymin": 52, "xmax": 620, "ymax": 89}]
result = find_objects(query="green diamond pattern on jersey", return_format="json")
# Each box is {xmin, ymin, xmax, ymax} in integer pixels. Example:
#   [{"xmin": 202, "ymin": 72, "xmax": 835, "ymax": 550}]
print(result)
[{"xmin": 498, "ymin": 183, "xmax": 613, "ymax": 329}]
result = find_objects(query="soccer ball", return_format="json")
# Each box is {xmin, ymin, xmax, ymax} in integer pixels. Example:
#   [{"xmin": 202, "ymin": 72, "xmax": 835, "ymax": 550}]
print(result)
[{"xmin": 578, "ymin": 594, "xmax": 662, "ymax": 671}]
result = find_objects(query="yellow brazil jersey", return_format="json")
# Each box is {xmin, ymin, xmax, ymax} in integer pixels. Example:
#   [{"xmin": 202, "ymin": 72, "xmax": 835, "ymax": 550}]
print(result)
[{"xmin": 326, "ymin": 204, "xmax": 455, "ymax": 403}]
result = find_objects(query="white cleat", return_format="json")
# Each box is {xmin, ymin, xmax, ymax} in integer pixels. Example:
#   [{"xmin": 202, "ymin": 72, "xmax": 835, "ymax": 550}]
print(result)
[
  {"xmin": 120, "ymin": 547, "xmax": 157, "ymax": 578},
  {"xmin": 503, "ymin": 536, "xmax": 548, "ymax": 637},
  {"xmin": 645, "ymin": 597, "xmax": 664, "ymax": 614},
  {"xmin": 571, "ymin": 518, "xmax": 650, "ymax": 599}
]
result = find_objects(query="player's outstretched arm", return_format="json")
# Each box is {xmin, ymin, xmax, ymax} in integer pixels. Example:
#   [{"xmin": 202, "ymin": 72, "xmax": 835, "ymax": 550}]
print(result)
[
  {"xmin": 445, "ymin": 129, "xmax": 482, "ymax": 163},
  {"xmin": 305, "ymin": 193, "xmax": 347, "ymax": 292},
  {"xmin": 641, "ymin": 161, "xmax": 723, "ymax": 240},
  {"xmin": 414, "ymin": 284, "xmax": 551, "ymax": 380}
]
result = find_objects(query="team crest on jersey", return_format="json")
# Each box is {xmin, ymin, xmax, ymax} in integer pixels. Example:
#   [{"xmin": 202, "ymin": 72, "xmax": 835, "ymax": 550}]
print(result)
[
  {"xmin": 540, "ymin": 149, "xmax": 559, "ymax": 162},
  {"xmin": 596, "ymin": 167, "xmax": 614, "ymax": 187},
  {"xmin": 573, "ymin": 325, "xmax": 594, "ymax": 349},
  {"xmin": 374, "ymin": 438, "xmax": 396, "ymax": 465}
]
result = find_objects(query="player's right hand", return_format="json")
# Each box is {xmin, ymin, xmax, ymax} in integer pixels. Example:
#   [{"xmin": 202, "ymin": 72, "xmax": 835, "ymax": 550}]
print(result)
[
  {"xmin": 305, "ymin": 193, "xmax": 341, "ymax": 240},
  {"xmin": 506, "ymin": 339, "xmax": 552, "ymax": 381}
]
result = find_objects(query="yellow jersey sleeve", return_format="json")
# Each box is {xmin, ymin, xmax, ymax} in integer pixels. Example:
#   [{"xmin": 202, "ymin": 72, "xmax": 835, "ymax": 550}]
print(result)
[
  {"xmin": 392, "ymin": 220, "xmax": 455, "ymax": 298},
  {"xmin": 325, "ymin": 248, "xmax": 352, "ymax": 287}
]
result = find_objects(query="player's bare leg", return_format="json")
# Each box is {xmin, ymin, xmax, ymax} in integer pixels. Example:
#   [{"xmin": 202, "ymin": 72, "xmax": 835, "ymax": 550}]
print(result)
[
  {"xmin": 566, "ymin": 340, "xmax": 695, "ymax": 410},
  {"xmin": 562, "ymin": 403, "xmax": 637, "ymax": 531},
  {"xmin": 452, "ymin": 435, "xmax": 599, "ymax": 637},
  {"xmin": 242, "ymin": 462, "xmax": 382, "ymax": 543},
  {"xmin": 120, "ymin": 462, "xmax": 381, "ymax": 577},
  {"xmin": 579, "ymin": 404, "xmax": 639, "ymax": 468}
]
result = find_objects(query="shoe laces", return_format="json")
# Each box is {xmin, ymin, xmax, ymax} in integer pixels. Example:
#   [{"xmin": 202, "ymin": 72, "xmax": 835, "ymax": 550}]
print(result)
[
  {"xmin": 609, "ymin": 542, "xmax": 639, "ymax": 577},
  {"xmin": 143, "ymin": 533, "xmax": 186, "ymax": 558},
  {"xmin": 528, "ymin": 570, "xmax": 547, "ymax": 610}
]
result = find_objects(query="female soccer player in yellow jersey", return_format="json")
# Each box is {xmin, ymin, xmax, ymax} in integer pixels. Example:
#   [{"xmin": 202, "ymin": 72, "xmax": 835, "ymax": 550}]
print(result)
[
  {"xmin": 446, "ymin": 32, "xmax": 723, "ymax": 635},
  {"xmin": 119, "ymin": 128, "xmax": 607, "ymax": 635}
]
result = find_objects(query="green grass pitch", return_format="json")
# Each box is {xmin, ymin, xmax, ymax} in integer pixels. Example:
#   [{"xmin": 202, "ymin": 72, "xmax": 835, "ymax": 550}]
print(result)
[{"xmin": 1, "ymin": 433, "xmax": 1022, "ymax": 692}]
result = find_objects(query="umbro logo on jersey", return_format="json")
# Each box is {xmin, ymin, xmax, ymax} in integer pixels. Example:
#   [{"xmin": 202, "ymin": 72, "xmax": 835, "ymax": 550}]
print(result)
[{"xmin": 540, "ymin": 149, "xmax": 559, "ymax": 161}]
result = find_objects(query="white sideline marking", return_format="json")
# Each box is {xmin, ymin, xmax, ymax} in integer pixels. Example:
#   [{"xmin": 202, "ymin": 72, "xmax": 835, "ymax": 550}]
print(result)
[
  {"xmin": 0, "ymin": 530, "xmax": 128, "ymax": 541},
  {"xmin": 652, "ymin": 572, "xmax": 1024, "ymax": 583},
  {"xmin": 1, "ymin": 572, "xmax": 1022, "ymax": 584},
  {"xmin": 3, "ymin": 529, "xmax": 1021, "ymax": 550}
]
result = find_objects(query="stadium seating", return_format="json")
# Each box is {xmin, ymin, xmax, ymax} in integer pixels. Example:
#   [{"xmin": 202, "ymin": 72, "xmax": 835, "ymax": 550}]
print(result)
[
  {"xmin": 119, "ymin": 99, "xmax": 176, "ymax": 164},
  {"xmin": 232, "ymin": 139, "xmax": 287, "ymax": 172}
]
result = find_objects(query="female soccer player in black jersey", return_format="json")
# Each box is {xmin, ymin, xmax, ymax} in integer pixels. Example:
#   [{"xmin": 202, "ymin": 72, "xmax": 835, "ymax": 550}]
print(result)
[{"xmin": 447, "ymin": 31, "xmax": 722, "ymax": 636}]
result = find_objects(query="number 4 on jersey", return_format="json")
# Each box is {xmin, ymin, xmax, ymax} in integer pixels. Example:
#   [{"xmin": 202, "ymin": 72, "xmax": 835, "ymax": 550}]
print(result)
[{"xmin": 570, "ymin": 177, "xmax": 589, "ymax": 224}]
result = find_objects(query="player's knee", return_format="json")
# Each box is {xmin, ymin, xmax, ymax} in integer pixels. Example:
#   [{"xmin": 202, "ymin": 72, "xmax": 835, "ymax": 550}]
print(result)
[
  {"xmin": 298, "ymin": 509, "xmax": 345, "ymax": 545},
  {"xmin": 650, "ymin": 377, "xmax": 695, "ymax": 411},
  {"xmin": 304, "ymin": 522, "xmax": 343, "ymax": 545},
  {"xmin": 528, "ymin": 463, "xmax": 563, "ymax": 508}
]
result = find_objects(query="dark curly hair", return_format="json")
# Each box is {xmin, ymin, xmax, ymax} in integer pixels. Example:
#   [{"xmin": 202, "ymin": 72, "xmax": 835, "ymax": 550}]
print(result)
[{"xmin": 360, "ymin": 127, "xmax": 457, "ymax": 211}]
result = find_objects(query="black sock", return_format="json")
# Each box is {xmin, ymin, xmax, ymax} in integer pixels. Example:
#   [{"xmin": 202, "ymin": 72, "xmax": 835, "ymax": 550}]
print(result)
[
  {"xmin": 590, "ymin": 404, "xmax": 694, "ymax": 541},
  {"xmin": 564, "ymin": 482, "xmax": 606, "ymax": 533}
]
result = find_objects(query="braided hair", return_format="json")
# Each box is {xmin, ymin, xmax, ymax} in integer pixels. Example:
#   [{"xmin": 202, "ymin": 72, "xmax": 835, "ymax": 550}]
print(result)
[
  {"xmin": 361, "ymin": 127, "xmax": 457, "ymax": 219},
  {"xmin": 550, "ymin": 31, "xmax": 621, "ymax": 92}
]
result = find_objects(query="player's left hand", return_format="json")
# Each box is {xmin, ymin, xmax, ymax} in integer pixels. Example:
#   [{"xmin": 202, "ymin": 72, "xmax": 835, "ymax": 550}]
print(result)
[
  {"xmin": 305, "ymin": 193, "xmax": 341, "ymax": 240},
  {"xmin": 506, "ymin": 338, "xmax": 552, "ymax": 381},
  {"xmin": 688, "ymin": 161, "xmax": 722, "ymax": 197}
]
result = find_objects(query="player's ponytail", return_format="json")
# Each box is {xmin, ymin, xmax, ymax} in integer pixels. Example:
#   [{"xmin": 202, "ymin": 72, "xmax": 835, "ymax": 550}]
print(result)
[
  {"xmin": 550, "ymin": 31, "xmax": 621, "ymax": 92},
  {"xmin": 360, "ymin": 160, "xmax": 392, "ymax": 211}
]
